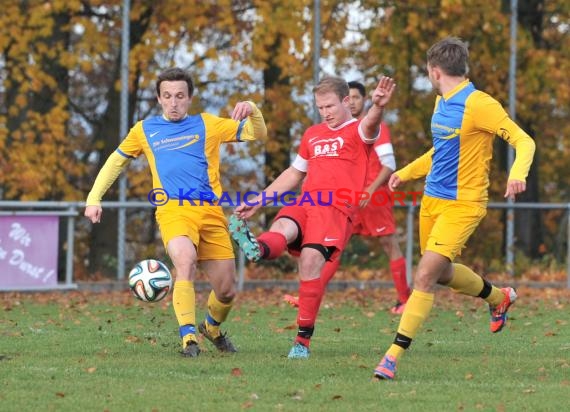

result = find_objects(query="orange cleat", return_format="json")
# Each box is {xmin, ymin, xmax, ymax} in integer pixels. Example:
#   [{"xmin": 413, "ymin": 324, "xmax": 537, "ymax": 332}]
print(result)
[
  {"xmin": 283, "ymin": 294, "xmax": 299, "ymax": 307},
  {"xmin": 489, "ymin": 287, "xmax": 517, "ymax": 333}
]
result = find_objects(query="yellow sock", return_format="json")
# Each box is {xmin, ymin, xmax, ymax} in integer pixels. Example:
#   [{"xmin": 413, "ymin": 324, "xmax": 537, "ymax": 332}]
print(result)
[
  {"xmin": 386, "ymin": 344, "xmax": 406, "ymax": 360},
  {"xmin": 205, "ymin": 290, "xmax": 233, "ymax": 338},
  {"xmin": 486, "ymin": 287, "xmax": 506, "ymax": 306},
  {"xmin": 448, "ymin": 264, "xmax": 504, "ymax": 306},
  {"xmin": 173, "ymin": 280, "xmax": 196, "ymax": 348},
  {"xmin": 447, "ymin": 264, "xmax": 484, "ymax": 296},
  {"xmin": 387, "ymin": 290, "xmax": 434, "ymax": 360}
]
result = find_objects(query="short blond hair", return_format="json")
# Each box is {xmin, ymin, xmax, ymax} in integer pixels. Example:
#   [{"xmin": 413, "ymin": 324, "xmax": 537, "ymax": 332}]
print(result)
[{"xmin": 313, "ymin": 76, "xmax": 349, "ymax": 100}]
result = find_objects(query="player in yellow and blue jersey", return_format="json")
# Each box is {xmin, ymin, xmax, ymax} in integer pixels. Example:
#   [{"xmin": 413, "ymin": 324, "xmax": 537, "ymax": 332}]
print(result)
[
  {"xmin": 85, "ymin": 68, "xmax": 267, "ymax": 357},
  {"xmin": 373, "ymin": 37, "xmax": 535, "ymax": 380}
]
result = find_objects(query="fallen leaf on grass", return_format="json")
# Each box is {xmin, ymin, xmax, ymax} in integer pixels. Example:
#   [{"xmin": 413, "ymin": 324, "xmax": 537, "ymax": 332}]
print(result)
[
  {"xmin": 465, "ymin": 373, "xmax": 474, "ymax": 380},
  {"xmin": 85, "ymin": 367, "xmax": 97, "ymax": 373},
  {"xmin": 231, "ymin": 368, "xmax": 243, "ymax": 377},
  {"xmin": 55, "ymin": 392, "xmax": 65, "ymax": 398}
]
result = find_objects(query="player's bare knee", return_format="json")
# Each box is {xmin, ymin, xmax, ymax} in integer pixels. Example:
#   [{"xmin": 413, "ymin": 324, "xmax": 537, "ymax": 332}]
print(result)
[
  {"xmin": 215, "ymin": 285, "xmax": 236, "ymax": 303},
  {"xmin": 379, "ymin": 236, "xmax": 393, "ymax": 253},
  {"xmin": 269, "ymin": 218, "xmax": 299, "ymax": 243},
  {"xmin": 413, "ymin": 268, "xmax": 438, "ymax": 292},
  {"xmin": 380, "ymin": 235, "xmax": 401, "ymax": 259},
  {"xmin": 173, "ymin": 261, "xmax": 197, "ymax": 281}
]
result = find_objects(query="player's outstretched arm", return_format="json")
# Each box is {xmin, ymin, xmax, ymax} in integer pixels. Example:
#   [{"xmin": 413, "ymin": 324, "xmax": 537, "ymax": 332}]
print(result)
[
  {"xmin": 234, "ymin": 203, "xmax": 261, "ymax": 220},
  {"xmin": 360, "ymin": 76, "xmax": 396, "ymax": 140},
  {"xmin": 234, "ymin": 166, "xmax": 305, "ymax": 219},
  {"xmin": 370, "ymin": 76, "xmax": 397, "ymax": 108},
  {"xmin": 85, "ymin": 151, "xmax": 130, "ymax": 223},
  {"xmin": 388, "ymin": 173, "xmax": 403, "ymax": 192}
]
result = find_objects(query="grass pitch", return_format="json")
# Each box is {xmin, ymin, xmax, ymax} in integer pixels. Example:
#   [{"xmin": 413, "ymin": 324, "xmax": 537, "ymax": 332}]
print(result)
[{"xmin": 1, "ymin": 287, "xmax": 569, "ymax": 411}]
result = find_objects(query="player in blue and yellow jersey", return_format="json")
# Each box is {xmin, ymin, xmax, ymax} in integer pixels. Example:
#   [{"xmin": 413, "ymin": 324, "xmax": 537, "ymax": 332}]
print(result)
[
  {"xmin": 85, "ymin": 68, "xmax": 267, "ymax": 358},
  {"xmin": 373, "ymin": 37, "xmax": 535, "ymax": 380}
]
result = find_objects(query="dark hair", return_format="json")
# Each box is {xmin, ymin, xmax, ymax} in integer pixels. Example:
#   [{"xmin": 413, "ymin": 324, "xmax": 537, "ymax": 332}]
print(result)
[
  {"xmin": 313, "ymin": 76, "xmax": 349, "ymax": 100},
  {"xmin": 427, "ymin": 37, "xmax": 469, "ymax": 77},
  {"xmin": 348, "ymin": 81, "xmax": 366, "ymax": 97},
  {"xmin": 156, "ymin": 68, "xmax": 195, "ymax": 97}
]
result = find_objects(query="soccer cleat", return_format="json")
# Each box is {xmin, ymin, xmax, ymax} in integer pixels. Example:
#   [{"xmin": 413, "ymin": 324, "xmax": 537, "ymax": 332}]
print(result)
[
  {"xmin": 390, "ymin": 302, "xmax": 406, "ymax": 315},
  {"xmin": 198, "ymin": 322, "xmax": 238, "ymax": 353},
  {"xmin": 288, "ymin": 342, "xmax": 310, "ymax": 359},
  {"xmin": 489, "ymin": 287, "xmax": 517, "ymax": 333},
  {"xmin": 228, "ymin": 215, "xmax": 262, "ymax": 262},
  {"xmin": 283, "ymin": 294, "xmax": 299, "ymax": 308},
  {"xmin": 373, "ymin": 354, "xmax": 397, "ymax": 380},
  {"xmin": 181, "ymin": 341, "xmax": 201, "ymax": 358}
]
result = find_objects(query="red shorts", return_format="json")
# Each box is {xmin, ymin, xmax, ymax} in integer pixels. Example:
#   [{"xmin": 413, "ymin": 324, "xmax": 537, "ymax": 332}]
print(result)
[
  {"xmin": 274, "ymin": 205, "xmax": 352, "ymax": 261},
  {"xmin": 352, "ymin": 199, "xmax": 396, "ymax": 237}
]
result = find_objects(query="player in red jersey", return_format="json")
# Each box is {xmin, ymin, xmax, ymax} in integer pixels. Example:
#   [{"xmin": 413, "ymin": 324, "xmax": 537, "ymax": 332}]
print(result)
[
  {"xmin": 229, "ymin": 75, "xmax": 396, "ymax": 359},
  {"xmin": 283, "ymin": 81, "xmax": 411, "ymax": 314}
]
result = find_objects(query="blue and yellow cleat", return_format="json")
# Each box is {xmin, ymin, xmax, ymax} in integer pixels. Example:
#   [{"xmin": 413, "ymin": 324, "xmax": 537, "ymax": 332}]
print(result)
[
  {"xmin": 373, "ymin": 354, "xmax": 397, "ymax": 380},
  {"xmin": 288, "ymin": 343, "xmax": 310, "ymax": 359},
  {"xmin": 228, "ymin": 215, "xmax": 262, "ymax": 262}
]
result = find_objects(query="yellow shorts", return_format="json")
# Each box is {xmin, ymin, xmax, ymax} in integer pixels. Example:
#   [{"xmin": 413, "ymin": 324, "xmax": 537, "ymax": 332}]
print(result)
[
  {"xmin": 155, "ymin": 201, "xmax": 234, "ymax": 261},
  {"xmin": 419, "ymin": 195, "xmax": 487, "ymax": 260}
]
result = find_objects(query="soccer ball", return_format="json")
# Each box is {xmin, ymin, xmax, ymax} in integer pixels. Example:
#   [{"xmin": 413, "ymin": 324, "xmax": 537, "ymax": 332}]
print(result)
[{"xmin": 128, "ymin": 259, "xmax": 173, "ymax": 302}]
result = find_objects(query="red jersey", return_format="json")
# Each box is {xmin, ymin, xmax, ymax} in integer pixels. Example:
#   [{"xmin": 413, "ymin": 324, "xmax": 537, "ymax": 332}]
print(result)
[
  {"xmin": 364, "ymin": 121, "xmax": 393, "ymax": 187},
  {"xmin": 292, "ymin": 118, "xmax": 373, "ymax": 216}
]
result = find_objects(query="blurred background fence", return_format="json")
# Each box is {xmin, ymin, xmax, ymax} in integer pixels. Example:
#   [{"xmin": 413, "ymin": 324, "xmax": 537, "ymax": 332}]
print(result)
[{"xmin": 1, "ymin": 200, "xmax": 569, "ymax": 291}]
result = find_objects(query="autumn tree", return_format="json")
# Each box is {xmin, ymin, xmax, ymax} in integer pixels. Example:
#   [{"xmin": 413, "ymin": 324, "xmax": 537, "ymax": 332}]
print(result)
[
  {"xmin": 1, "ymin": 0, "xmax": 568, "ymax": 279},
  {"xmin": 344, "ymin": 0, "xmax": 569, "ymax": 268}
]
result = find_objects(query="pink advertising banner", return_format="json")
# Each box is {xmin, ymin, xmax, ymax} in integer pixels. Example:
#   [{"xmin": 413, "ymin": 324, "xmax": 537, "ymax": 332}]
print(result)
[{"xmin": 0, "ymin": 216, "xmax": 59, "ymax": 289}]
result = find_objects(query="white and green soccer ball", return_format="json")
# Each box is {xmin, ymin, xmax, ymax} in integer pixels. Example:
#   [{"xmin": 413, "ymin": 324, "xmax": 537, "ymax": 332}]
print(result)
[{"xmin": 128, "ymin": 259, "xmax": 172, "ymax": 302}]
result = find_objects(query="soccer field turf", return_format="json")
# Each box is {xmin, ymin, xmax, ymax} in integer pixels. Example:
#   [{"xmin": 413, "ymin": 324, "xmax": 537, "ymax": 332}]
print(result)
[{"xmin": 1, "ymin": 287, "xmax": 569, "ymax": 411}]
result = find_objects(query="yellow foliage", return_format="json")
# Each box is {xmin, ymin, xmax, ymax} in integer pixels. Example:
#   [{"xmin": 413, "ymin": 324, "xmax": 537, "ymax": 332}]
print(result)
[{"xmin": 0, "ymin": 0, "xmax": 568, "ymax": 273}]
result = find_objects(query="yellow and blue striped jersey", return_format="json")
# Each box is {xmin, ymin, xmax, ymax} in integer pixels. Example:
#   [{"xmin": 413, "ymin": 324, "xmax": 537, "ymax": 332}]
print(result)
[
  {"xmin": 117, "ymin": 113, "xmax": 253, "ymax": 201},
  {"xmin": 397, "ymin": 80, "xmax": 535, "ymax": 203},
  {"xmin": 86, "ymin": 104, "xmax": 266, "ymax": 207}
]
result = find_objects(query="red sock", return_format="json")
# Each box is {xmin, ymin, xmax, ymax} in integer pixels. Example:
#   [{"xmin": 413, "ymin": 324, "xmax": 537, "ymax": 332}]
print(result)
[
  {"xmin": 320, "ymin": 259, "xmax": 341, "ymax": 288},
  {"xmin": 257, "ymin": 231, "xmax": 287, "ymax": 259},
  {"xmin": 390, "ymin": 257, "xmax": 410, "ymax": 303},
  {"xmin": 295, "ymin": 278, "xmax": 323, "ymax": 347}
]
